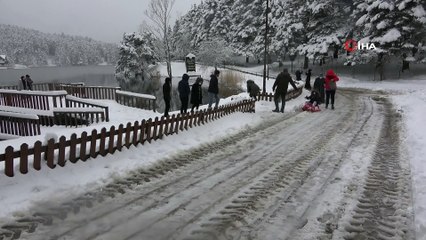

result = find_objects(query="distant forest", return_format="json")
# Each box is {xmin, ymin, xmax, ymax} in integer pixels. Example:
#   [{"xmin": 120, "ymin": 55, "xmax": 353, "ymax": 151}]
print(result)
[{"xmin": 0, "ymin": 24, "xmax": 118, "ymax": 66}]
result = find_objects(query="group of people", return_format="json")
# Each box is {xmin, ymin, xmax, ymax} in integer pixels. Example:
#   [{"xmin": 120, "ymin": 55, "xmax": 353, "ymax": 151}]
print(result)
[
  {"xmin": 18, "ymin": 74, "xmax": 33, "ymax": 90},
  {"xmin": 304, "ymin": 69, "xmax": 340, "ymax": 110},
  {"xmin": 162, "ymin": 70, "xmax": 221, "ymax": 117},
  {"xmin": 272, "ymin": 67, "xmax": 340, "ymax": 113},
  {"xmin": 161, "ymin": 67, "xmax": 339, "ymax": 117}
]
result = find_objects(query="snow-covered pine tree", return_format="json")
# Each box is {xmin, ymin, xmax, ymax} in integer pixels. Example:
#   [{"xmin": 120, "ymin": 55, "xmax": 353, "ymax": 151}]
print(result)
[
  {"xmin": 115, "ymin": 33, "xmax": 157, "ymax": 93},
  {"xmin": 297, "ymin": 0, "xmax": 350, "ymax": 67},
  {"xmin": 0, "ymin": 24, "xmax": 117, "ymax": 66},
  {"xmin": 352, "ymin": 0, "xmax": 426, "ymax": 79}
]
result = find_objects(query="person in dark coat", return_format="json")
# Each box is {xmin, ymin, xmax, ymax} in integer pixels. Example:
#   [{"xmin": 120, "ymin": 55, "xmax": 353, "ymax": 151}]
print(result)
[
  {"xmin": 191, "ymin": 77, "xmax": 203, "ymax": 112},
  {"xmin": 305, "ymin": 89, "xmax": 321, "ymax": 105},
  {"xmin": 246, "ymin": 80, "xmax": 260, "ymax": 99},
  {"xmin": 20, "ymin": 76, "xmax": 27, "ymax": 90},
  {"xmin": 324, "ymin": 69, "xmax": 339, "ymax": 109},
  {"xmin": 305, "ymin": 69, "xmax": 312, "ymax": 90},
  {"xmin": 178, "ymin": 74, "xmax": 191, "ymax": 114},
  {"xmin": 208, "ymin": 69, "xmax": 220, "ymax": 109},
  {"xmin": 295, "ymin": 70, "xmax": 302, "ymax": 81},
  {"xmin": 162, "ymin": 77, "xmax": 171, "ymax": 117},
  {"xmin": 272, "ymin": 68, "xmax": 298, "ymax": 113},
  {"xmin": 313, "ymin": 73, "xmax": 325, "ymax": 104},
  {"xmin": 25, "ymin": 74, "xmax": 33, "ymax": 90}
]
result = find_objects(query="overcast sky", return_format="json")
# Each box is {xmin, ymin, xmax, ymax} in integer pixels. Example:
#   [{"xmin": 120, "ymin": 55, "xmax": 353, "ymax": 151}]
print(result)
[{"xmin": 0, "ymin": 0, "xmax": 202, "ymax": 43}]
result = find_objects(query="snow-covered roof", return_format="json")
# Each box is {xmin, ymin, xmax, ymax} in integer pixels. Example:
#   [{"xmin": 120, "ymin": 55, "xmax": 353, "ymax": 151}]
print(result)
[
  {"xmin": 186, "ymin": 53, "xmax": 196, "ymax": 58},
  {"xmin": 0, "ymin": 55, "xmax": 6, "ymax": 60}
]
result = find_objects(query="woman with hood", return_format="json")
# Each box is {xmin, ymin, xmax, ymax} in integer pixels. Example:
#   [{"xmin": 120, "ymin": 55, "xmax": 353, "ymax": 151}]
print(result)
[
  {"xmin": 324, "ymin": 69, "xmax": 339, "ymax": 109},
  {"xmin": 178, "ymin": 73, "xmax": 191, "ymax": 114}
]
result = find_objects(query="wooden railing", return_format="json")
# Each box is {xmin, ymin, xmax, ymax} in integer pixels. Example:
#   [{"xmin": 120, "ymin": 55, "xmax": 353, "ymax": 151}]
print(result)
[
  {"xmin": 0, "ymin": 100, "xmax": 255, "ymax": 177},
  {"xmin": 115, "ymin": 90, "xmax": 157, "ymax": 112},
  {"xmin": 57, "ymin": 85, "xmax": 120, "ymax": 100},
  {"xmin": 65, "ymin": 95, "xmax": 109, "ymax": 122},
  {"xmin": 0, "ymin": 111, "xmax": 41, "ymax": 137},
  {"xmin": 0, "ymin": 89, "xmax": 67, "ymax": 110},
  {"xmin": 0, "ymin": 82, "xmax": 58, "ymax": 91},
  {"xmin": 257, "ymin": 87, "xmax": 303, "ymax": 101},
  {"xmin": 53, "ymin": 108, "xmax": 106, "ymax": 127}
]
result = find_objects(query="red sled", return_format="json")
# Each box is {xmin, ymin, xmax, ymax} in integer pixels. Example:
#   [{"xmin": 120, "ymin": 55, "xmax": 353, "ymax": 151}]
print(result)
[{"xmin": 302, "ymin": 102, "xmax": 321, "ymax": 112}]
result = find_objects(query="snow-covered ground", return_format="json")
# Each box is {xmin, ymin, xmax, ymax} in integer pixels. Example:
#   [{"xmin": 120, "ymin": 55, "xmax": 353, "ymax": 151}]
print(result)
[{"xmin": 0, "ymin": 63, "xmax": 425, "ymax": 238}]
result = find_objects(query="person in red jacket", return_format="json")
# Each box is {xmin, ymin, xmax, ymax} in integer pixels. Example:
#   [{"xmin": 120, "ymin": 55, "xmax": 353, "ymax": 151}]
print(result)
[{"xmin": 324, "ymin": 69, "xmax": 339, "ymax": 109}]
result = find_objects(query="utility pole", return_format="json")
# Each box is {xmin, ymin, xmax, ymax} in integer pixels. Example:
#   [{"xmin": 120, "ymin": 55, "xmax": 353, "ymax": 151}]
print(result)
[{"xmin": 262, "ymin": 0, "xmax": 269, "ymax": 94}]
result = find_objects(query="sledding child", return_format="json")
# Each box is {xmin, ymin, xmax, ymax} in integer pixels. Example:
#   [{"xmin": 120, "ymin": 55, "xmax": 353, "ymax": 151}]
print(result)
[{"xmin": 302, "ymin": 89, "xmax": 321, "ymax": 112}]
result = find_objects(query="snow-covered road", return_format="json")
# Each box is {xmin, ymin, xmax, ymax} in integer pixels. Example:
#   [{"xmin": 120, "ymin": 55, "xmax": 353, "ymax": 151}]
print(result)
[{"xmin": 6, "ymin": 89, "xmax": 414, "ymax": 240}]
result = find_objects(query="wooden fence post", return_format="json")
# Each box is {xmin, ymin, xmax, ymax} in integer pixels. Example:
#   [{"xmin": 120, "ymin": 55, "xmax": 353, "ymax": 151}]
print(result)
[
  {"xmin": 117, "ymin": 124, "xmax": 124, "ymax": 151},
  {"xmin": 169, "ymin": 115, "xmax": 176, "ymax": 135},
  {"xmin": 139, "ymin": 120, "xmax": 146, "ymax": 144},
  {"xmin": 33, "ymin": 141, "xmax": 42, "ymax": 170},
  {"xmin": 158, "ymin": 116, "xmax": 165, "ymax": 139},
  {"xmin": 153, "ymin": 117, "xmax": 159, "ymax": 140},
  {"xmin": 100, "ymin": 128, "xmax": 107, "ymax": 156},
  {"xmin": 108, "ymin": 126, "xmax": 116, "ymax": 154},
  {"xmin": 125, "ymin": 122, "xmax": 132, "ymax": 148},
  {"xmin": 19, "ymin": 144, "xmax": 29, "ymax": 174},
  {"xmin": 46, "ymin": 139, "xmax": 56, "ymax": 169},
  {"xmin": 132, "ymin": 121, "xmax": 139, "ymax": 146},
  {"xmin": 69, "ymin": 134, "xmax": 77, "ymax": 163},
  {"xmin": 146, "ymin": 119, "xmax": 152, "ymax": 143},
  {"xmin": 5, "ymin": 146, "xmax": 14, "ymax": 177},
  {"xmin": 90, "ymin": 129, "xmax": 98, "ymax": 158},
  {"xmin": 80, "ymin": 131, "xmax": 88, "ymax": 161},
  {"xmin": 58, "ymin": 136, "xmax": 66, "ymax": 167},
  {"xmin": 174, "ymin": 114, "xmax": 180, "ymax": 134}
]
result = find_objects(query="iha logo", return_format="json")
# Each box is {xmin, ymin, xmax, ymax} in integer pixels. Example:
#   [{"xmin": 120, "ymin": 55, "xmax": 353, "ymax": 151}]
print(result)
[{"xmin": 344, "ymin": 39, "xmax": 377, "ymax": 52}]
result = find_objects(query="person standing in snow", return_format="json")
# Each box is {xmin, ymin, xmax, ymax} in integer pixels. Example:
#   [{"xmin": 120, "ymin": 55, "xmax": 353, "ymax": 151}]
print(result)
[
  {"xmin": 208, "ymin": 69, "xmax": 220, "ymax": 109},
  {"xmin": 162, "ymin": 77, "xmax": 171, "ymax": 117},
  {"xmin": 178, "ymin": 73, "xmax": 191, "ymax": 114},
  {"xmin": 313, "ymin": 73, "xmax": 325, "ymax": 104},
  {"xmin": 272, "ymin": 68, "xmax": 299, "ymax": 113},
  {"xmin": 246, "ymin": 79, "xmax": 260, "ymax": 99},
  {"xmin": 19, "ymin": 76, "xmax": 27, "ymax": 90},
  {"xmin": 190, "ymin": 77, "xmax": 203, "ymax": 112},
  {"xmin": 305, "ymin": 69, "xmax": 312, "ymax": 90},
  {"xmin": 295, "ymin": 69, "xmax": 302, "ymax": 81},
  {"xmin": 25, "ymin": 74, "xmax": 33, "ymax": 90},
  {"xmin": 324, "ymin": 69, "xmax": 339, "ymax": 109}
]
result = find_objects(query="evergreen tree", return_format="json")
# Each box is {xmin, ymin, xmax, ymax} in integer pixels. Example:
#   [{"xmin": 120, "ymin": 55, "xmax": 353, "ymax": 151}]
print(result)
[{"xmin": 115, "ymin": 33, "xmax": 157, "ymax": 93}]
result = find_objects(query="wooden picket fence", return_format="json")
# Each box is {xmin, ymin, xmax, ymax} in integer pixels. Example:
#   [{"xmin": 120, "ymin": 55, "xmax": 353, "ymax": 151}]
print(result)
[
  {"xmin": 0, "ymin": 100, "xmax": 255, "ymax": 177},
  {"xmin": 115, "ymin": 90, "xmax": 157, "ymax": 112},
  {"xmin": 257, "ymin": 87, "xmax": 303, "ymax": 101},
  {"xmin": 56, "ymin": 85, "xmax": 120, "ymax": 100},
  {"xmin": 0, "ymin": 111, "xmax": 41, "ymax": 137}
]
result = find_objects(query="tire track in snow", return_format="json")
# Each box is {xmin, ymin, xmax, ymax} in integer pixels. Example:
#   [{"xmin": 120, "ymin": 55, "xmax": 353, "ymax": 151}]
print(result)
[{"xmin": 342, "ymin": 96, "xmax": 415, "ymax": 240}]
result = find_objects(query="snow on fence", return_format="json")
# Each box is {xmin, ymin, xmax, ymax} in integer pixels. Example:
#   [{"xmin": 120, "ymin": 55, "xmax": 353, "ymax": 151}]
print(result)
[
  {"xmin": 65, "ymin": 95, "xmax": 110, "ymax": 122},
  {"xmin": 0, "ymin": 100, "xmax": 255, "ymax": 177},
  {"xmin": 0, "ymin": 111, "xmax": 41, "ymax": 138},
  {"xmin": 0, "ymin": 89, "xmax": 67, "ymax": 110},
  {"xmin": 115, "ymin": 90, "xmax": 157, "ymax": 112},
  {"xmin": 0, "ymin": 82, "xmax": 57, "ymax": 91},
  {"xmin": 57, "ymin": 85, "xmax": 120, "ymax": 100}
]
